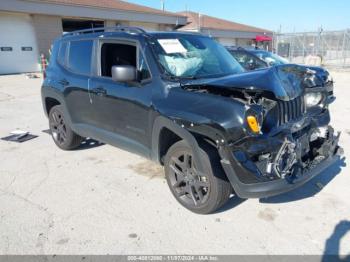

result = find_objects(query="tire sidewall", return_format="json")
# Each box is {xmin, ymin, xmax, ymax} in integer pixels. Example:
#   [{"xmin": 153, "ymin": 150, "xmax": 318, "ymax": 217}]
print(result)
[{"xmin": 49, "ymin": 105, "xmax": 79, "ymax": 150}]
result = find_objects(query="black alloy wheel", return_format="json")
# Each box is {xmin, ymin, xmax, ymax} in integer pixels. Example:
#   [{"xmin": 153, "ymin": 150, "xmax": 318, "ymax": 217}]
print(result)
[
  {"xmin": 50, "ymin": 109, "xmax": 67, "ymax": 146},
  {"xmin": 164, "ymin": 140, "xmax": 232, "ymax": 214},
  {"xmin": 168, "ymin": 150, "xmax": 210, "ymax": 207},
  {"xmin": 49, "ymin": 105, "xmax": 83, "ymax": 150}
]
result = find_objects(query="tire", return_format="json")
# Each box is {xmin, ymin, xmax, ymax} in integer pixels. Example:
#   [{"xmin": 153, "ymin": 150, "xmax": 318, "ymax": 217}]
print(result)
[
  {"xmin": 164, "ymin": 140, "xmax": 232, "ymax": 214},
  {"xmin": 49, "ymin": 105, "xmax": 83, "ymax": 150}
]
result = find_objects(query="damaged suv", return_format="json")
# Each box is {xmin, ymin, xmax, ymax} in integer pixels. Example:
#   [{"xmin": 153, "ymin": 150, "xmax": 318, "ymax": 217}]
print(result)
[{"xmin": 42, "ymin": 27, "xmax": 342, "ymax": 214}]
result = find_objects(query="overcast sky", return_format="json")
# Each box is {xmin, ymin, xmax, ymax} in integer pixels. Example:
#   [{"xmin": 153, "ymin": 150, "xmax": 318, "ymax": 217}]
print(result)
[{"xmin": 126, "ymin": 0, "xmax": 350, "ymax": 32}]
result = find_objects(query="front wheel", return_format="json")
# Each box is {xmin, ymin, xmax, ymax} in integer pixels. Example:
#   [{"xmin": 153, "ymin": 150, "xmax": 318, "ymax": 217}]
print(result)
[
  {"xmin": 49, "ymin": 105, "xmax": 83, "ymax": 150},
  {"xmin": 164, "ymin": 140, "xmax": 232, "ymax": 214}
]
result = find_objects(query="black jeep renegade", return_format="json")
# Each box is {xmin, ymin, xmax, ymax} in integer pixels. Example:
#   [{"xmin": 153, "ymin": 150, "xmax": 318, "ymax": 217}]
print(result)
[{"xmin": 41, "ymin": 27, "xmax": 342, "ymax": 214}]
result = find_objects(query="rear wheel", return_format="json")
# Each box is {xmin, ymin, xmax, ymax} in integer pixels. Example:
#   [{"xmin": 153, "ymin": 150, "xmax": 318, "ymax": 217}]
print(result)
[
  {"xmin": 164, "ymin": 140, "xmax": 232, "ymax": 214},
  {"xmin": 49, "ymin": 105, "xmax": 83, "ymax": 150}
]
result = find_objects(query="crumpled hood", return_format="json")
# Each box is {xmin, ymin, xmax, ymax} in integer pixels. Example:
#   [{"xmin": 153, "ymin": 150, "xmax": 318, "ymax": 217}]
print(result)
[
  {"xmin": 305, "ymin": 65, "xmax": 329, "ymax": 80},
  {"xmin": 182, "ymin": 64, "xmax": 318, "ymax": 101},
  {"xmin": 305, "ymin": 65, "xmax": 327, "ymax": 74}
]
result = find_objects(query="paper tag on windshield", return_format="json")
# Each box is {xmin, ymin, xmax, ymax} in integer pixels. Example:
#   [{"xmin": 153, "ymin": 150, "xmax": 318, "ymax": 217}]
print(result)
[{"xmin": 158, "ymin": 39, "xmax": 187, "ymax": 54}]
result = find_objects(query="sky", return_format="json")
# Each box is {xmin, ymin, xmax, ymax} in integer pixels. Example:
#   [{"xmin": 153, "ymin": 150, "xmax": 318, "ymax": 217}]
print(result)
[{"xmin": 126, "ymin": 0, "xmax": 350, "ymax": 32}]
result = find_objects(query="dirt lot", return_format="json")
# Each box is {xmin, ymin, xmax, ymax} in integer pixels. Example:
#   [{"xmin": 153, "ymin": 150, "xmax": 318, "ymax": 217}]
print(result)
[{"xmin": 0, "ymin": 72, "xmax": 349, "ymax": 255}]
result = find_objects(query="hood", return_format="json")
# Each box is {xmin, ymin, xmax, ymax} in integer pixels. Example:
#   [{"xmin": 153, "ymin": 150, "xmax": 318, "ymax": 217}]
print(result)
[
  {"xmin": 304, "ymin": 65, "xmax": 327, "ymax": 74},
  {"xmin": 182, "ymin": 64, "xmax": 318, "ymax": 101},
  {"xmin": 304, "ymin": 65, "xmax": 329, "ymax": 81}
]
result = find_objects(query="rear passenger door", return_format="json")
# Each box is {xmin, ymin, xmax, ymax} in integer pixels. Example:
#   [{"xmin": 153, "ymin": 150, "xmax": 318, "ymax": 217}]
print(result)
[
  {"xmin": 62, "ymin": 39, "xmax": 95, "ymax": 126},
  {"xmin": 89, "ymin": 39, "xmax": 153, "ymax": 156}
]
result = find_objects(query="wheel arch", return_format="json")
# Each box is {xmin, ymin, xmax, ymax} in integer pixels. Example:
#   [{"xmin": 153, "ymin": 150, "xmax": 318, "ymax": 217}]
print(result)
[
  {"xmin": 41, "ymin": 88, "xmax": 74, "ymax": 126},
  {"xmin": 151, "ymin": 116, "xmax": 224, "ymax": 178},
  {"xmin": 44, "ymin": 97, "xmax": 60, "ymax": 116}
]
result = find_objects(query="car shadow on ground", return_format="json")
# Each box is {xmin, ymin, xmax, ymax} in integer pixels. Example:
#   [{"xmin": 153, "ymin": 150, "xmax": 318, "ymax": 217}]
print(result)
[
  {"xmin": 212, "ymin": 157, "xmax": 345, "ymax": 213},
  {"xmin": 322, "ymin": 220, "xmax": 350, "ymax": 262},
  {"xmin": 259, "ymin": 157, "xmax": 346, "ymax": 204},
  {"xmin": 76, "ymin": 138, "xmax": 104, "ymax": 150},
  {"xmin": 216, "ymin": 195, "xmax": 247, "ymax": 213},
  {"xmin": 42, "ymin": 129, "xmax": 104, "ymax": 150}
]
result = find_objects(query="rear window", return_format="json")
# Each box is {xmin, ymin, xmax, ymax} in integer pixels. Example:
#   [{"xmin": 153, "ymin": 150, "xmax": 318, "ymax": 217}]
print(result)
[
  {"xmin": 57, "ymin": 42, "xmax": 68, "ymax": 65},
  {"xmin": 68, "ymin": 40, "xmax": 93, "ymax": 75}
]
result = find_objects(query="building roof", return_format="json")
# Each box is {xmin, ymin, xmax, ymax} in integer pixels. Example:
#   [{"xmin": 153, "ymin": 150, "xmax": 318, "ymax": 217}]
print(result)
[
  {"xmin": 178, "ymin": 11, "xmax": 272, "ymax": 33},
  {"xmin": 25, "ymin": 0, "xmax": 185, "ymax": 18}
]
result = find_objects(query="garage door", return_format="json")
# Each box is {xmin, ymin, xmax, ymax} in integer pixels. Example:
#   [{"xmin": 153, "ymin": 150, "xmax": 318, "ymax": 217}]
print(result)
[
  {"xmin": 0, "ymin": 12, "xmax": 39, "ymax": 74},
  {"xmin": 217, "ymin": 37, "xmax": 236, "ymax": 47}
]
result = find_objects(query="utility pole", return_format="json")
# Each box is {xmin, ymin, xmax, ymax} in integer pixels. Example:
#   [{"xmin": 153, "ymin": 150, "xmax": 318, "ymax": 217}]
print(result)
[
  {"xmin": 198, "ymin": 13, "xmax": 201, "ymax": 32},
  {"xmin": 160, "ymin": 0, "xmax": 165, "ymax": 11}
]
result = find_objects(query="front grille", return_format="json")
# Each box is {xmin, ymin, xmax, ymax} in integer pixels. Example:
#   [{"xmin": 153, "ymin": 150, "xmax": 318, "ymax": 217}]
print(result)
[{"xmin": 277, "ymin": 96, "xmax": 305, "ymax": 126}]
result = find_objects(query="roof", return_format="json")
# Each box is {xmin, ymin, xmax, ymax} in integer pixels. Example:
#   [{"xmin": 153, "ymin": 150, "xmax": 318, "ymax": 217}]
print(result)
[
  {"xmin": 25, "ymin": 0, "xmax": 186, "ymax": 17},
  {"xmin": 61, "ymin": 28, "xmax": 204, "ymax": 41},
  {"xmin": 178, "ymin": 11, "xmax": 272, "ymax": 34}
]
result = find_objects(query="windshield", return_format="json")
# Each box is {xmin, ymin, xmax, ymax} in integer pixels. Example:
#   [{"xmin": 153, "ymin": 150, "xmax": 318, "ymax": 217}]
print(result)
[
  {"xmin": 148, "ymin": 34, "xmax": 244, "ymax": 79},
  {"xmin": 253, "ymin": 51, "xmax": 289, "ymax": 66}
]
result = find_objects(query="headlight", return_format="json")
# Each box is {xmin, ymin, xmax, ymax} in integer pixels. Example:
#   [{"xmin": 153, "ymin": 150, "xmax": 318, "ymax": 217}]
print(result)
[{"xmin": 305, "ymin": 92, "xmax": 323, "ymax": 107}]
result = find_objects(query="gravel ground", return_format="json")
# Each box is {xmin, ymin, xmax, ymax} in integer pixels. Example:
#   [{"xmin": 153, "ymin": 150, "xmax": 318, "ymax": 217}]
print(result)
[{"xmin": 0, "ymin": 71, "xmax": 349, "ymax": 256}]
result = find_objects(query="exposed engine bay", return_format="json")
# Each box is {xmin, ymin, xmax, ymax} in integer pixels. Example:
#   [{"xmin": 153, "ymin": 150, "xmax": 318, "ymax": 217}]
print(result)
[
  {"xmin": 233, "ymin": 125, "xmax": 342, "ymax": 183},
  {"xmin": 179, "ymin": 65, "xmax": 342, "ymax": 185}
]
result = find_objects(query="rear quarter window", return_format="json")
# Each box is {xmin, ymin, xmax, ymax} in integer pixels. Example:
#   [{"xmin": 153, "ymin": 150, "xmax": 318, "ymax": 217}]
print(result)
[
  {"xmin": 67, "ymin": 40, "xmax": 93, "ymax": 75},
  {"xmin": 57, "ymin": 42, "xmax": 68, "ymax": 65}
]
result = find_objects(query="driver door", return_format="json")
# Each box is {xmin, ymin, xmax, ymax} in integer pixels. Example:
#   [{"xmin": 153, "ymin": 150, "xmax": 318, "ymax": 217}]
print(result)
[{"xmin": 89, "ymin": 39, "xmax": 153, "ymax": 156}]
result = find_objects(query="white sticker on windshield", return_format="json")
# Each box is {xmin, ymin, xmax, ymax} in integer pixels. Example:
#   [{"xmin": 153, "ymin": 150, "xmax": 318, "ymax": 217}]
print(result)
[{"xmin": 158, "ymin": 39, "xmax": 187, "ymax": 54}]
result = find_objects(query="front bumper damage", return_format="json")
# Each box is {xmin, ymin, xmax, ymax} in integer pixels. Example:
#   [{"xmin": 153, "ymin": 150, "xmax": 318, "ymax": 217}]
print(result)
[{"xmin": 219, "ymin": 122, "xmax": 343, "ymax": 199}]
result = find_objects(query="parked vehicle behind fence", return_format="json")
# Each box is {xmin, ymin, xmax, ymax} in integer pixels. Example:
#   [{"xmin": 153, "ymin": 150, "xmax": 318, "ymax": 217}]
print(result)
[{"xmin": 227, "ymin": 47, "xmax": 334, "ymax": 100}]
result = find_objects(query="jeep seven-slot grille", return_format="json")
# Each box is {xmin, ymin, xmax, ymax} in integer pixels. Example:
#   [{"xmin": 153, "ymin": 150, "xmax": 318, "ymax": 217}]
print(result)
[{"xmin": 277, "ymin": 96, "xmax": 305, "ymax": 126}]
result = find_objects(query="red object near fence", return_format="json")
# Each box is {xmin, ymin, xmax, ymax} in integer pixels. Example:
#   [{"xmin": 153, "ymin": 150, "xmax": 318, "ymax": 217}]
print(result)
[
  {"xmin": 255, "ymin": 35, "xmax": 272, "ymax": 42},
  {"xmin": 40, "ymin": 53, "xmax": 48, "ymax": 79}
]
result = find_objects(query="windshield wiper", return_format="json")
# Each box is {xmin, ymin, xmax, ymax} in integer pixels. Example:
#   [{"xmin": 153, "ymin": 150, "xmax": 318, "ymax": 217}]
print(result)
[
  {"xmin": 180, "ymin": 76, "xmax": 198, "ymax": 80},
  {"xmin": 167, "ymin": 75, "xmax": 198, "ymax": 81}
]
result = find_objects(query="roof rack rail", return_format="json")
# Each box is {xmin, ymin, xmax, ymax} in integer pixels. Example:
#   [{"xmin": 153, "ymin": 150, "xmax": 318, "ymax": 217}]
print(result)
[{"xmin": 62, "ymin": 26, "xmax": 147, "ymax": 37}]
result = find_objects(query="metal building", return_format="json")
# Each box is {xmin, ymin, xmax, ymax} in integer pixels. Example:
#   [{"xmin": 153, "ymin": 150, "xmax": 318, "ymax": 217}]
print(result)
[
  {"xmin": 177, "ymin": 11, "xmax": 273, "ymax": 49},
  {"xmin": 0, "ymin": 0, "xmax": 187, "ymax": 74}
]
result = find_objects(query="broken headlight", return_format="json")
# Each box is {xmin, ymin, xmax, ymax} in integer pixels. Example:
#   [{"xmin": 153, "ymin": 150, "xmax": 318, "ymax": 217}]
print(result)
[
  {"xmin": 305, "ymin": 92, "xmax": 323, "ymax": 108},
  {"xmin": 326, "ymin": 73, "xmax": 333, "ymax": 83}
]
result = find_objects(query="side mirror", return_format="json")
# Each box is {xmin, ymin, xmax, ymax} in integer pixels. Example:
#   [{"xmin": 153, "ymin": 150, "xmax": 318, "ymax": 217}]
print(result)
[
  {"xmin": 111, "ymin": 65, "xmax": 137, "ymax": 83},
  {"xmin": 268, "ymin": 61, "xmax": 275, "ymax": 67}
]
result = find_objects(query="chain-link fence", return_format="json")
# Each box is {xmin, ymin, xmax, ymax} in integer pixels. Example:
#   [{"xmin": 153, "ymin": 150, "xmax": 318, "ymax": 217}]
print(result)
[{"xmin": 274, "ymin": 29, "xmax": 350, "ymax": 68}]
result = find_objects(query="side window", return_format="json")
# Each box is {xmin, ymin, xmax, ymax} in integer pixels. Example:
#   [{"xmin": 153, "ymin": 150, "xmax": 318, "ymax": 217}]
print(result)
[
  {"xmin": 57, "ymin": 42, "xmax": 67, "ymax": 65},
  {"xmin": 100, "ymin": 43, "xmax": 136, "ymax": 77},
  {"xmin": 232, "ymin": 51, "xmax": 266, "ymax": 70},
  {"xmin": 100, "ymin": 42, "xmax": 151, "ymax": 81},
  {"xmin": 250, "ymin": 54, "xmax": 267, "ymax": 69},
  {"xmin": 68, "ymin": 40, "xmax": 93, "ymax": 75}
]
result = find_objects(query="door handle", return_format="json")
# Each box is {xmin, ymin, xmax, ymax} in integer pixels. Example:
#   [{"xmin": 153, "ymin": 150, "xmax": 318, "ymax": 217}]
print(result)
[
  {"xmin": 92, "ymin": 87, "xmax": 107, "ymax": 96},
  {"xmin": 58, "ymin": 79, "xmax": 69, "ymax": 86}
]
